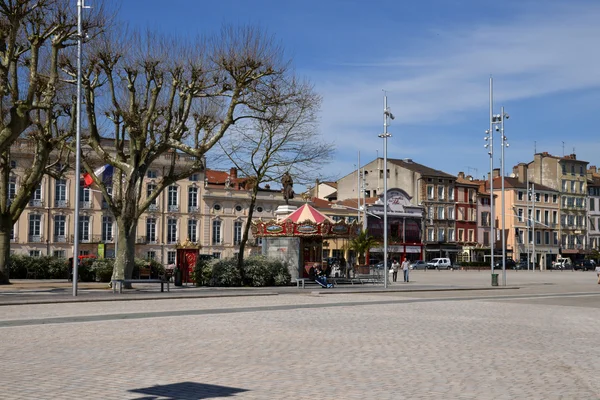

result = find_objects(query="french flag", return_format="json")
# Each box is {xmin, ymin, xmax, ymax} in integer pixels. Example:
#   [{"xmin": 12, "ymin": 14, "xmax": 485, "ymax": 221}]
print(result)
[{"xmin": 82, "ymin": 164, "xmax": 113, "ymax": 188}]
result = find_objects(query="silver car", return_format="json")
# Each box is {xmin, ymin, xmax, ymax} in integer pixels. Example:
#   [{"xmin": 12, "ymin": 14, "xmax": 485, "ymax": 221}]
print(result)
[{"xmin": 411, "ymin": 260, "xmax": 427, "ymax": 270}]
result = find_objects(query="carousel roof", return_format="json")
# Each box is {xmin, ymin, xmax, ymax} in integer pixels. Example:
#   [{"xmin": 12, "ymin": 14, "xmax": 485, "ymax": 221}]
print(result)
[{"xmin": 284, "ymin": 204, "xmax": 332, "ymax": 224}]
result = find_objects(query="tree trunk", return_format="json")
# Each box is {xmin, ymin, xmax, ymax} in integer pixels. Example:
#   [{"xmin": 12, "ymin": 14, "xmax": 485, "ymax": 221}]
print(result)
[
  {"xmin": 237, "ymin": 187, "xmax": 259, "ymax": 282},
  {"xmin": 0, "ymin": 213, "xmax": 11, "ymax": 284},
  {"xmin": 113, "ymin": 217, "xmax": 137, "ymax": 286}
]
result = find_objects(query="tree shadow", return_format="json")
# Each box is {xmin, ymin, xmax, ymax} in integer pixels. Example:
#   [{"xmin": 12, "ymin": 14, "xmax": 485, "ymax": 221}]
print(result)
[{"xmin": 129, "ymin": 381, "xmax": 248, "ymax": 400}]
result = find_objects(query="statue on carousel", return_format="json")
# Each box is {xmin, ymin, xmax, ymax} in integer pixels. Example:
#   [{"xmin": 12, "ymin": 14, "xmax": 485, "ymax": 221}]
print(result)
[{"xmin": 281, "ymin": 172, "xmax": 294, "ymax": 205}]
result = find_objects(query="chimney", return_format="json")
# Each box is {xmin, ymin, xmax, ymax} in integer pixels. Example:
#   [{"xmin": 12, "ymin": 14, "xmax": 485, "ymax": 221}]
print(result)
[
  {"xmin": 513, "ymin": 163, "xmax": 527, "ymax": 183},
  {"xmin": 458, "ymin": 171, "xmax": 465, "ymax": 179},
  {"xmin": 588, "ymin": 165, "xmax": 597, "ymax": 174},
  {"xmin": 315, "ymin": 178, "xmax": 319, "ymax": 198},
  {"xmin": 229, "ymin": 167, "xmax": 237, "ymax": 179},
  {"xmin": 570, "ymin": 154, "xmax": 577, "ymax": 160},
  {"xmin": 492, "ymin": 168, "xmax": 500, "ymax": 178}
]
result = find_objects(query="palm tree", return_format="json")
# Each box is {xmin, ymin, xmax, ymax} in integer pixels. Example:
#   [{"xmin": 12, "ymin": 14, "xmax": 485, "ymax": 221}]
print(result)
[{"xmin": 348, "ymin": 230, "xmax": 380, "ymax": 266}]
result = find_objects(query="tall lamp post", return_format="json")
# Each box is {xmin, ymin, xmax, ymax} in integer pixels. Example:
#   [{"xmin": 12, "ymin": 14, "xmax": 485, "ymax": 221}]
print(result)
[
  {"xmin": 73, "ymin": 0, "xmax": 89, "ymax": 296},
  {"xmin": 492, "ymin": 108, "xmax": 509, "ymax": 286},
  {"xmin": 484, "ymin": 77, "xmax": 495, "ymax": 283},
  {"xmin": 379, "ymin": 93, "xmax": 394, "ymax": 289}
]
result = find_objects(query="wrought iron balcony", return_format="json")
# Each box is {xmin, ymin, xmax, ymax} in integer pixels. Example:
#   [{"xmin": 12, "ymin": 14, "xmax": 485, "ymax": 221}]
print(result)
[
  {"xmin": 188, "ymin": 205, "xmax": 199, "ymax": 213},
  {"xmin": 148, "ymin": 203, "xmax": 159, "ymax": 212},
  {"xmin": 28, "ymin": 199, "xmax": 44, "ymax": 207},
  {"xmin": 168, "ymin": 204, "xmax": 179, "ymax": 212},
  {"xmin": 54, "ymin": 235, "xmax": 69, "ymax": 243},
  {"xmin": 54, "ymin": 199, "xmax": 69, "ymax": 208},
  {"xmin": 28, "ymin": 235, "xmax": 43, "ymax": 243},
  {"xmin": 79, "ymin": 201, "xmax": 92, "ymax": 209}
]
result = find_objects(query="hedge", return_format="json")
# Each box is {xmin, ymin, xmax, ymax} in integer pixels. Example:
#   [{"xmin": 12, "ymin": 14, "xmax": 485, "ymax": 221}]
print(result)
[{"xmin": 195, "ymin": 255, "xmax": 291, "ymax": 287}]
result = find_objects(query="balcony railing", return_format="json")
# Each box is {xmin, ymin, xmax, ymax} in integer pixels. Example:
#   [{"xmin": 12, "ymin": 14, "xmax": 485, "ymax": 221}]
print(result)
[
  {"xmin": 28, "ymin": 235, "xmax": 43, "ymax": 243},
  {"xmin": 168, "ymin": 204, "xmax": 179, "ymax": 212},
  {"xmin": 188, "ymin": 205, "xmax": 199, "ymax": 213},
  {"xmin": 54, "ymin": 235, "xmax": 69, "ymax": 243},
  {"xmin": 80, "ymin": 201, "xmax": 92, "ymax": 209},
  {"xmin": 148, "ymin": 203, "xmax": 159, "ymax": 212},
  {"xmin": 28, "ymin": 199, "xmax": 44, "ymax": 207},
  {"xmin": 55, "ymin": 199, "xmax": 69, "ymax": 208},
  {"xmin": 136, "ymin": 236, "xmax": 158, "ymax": 244}
]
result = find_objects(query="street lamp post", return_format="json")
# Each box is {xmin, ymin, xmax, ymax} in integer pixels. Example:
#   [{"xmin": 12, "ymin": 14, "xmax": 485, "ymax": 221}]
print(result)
[
  {"xmin": 379, "ymin": 93, "xmax": 394, "ymax": 289},
  {"xmin": 492, "ymin": 108, "xmax": 509, "ymax": 286},
  {"xmin": 485, "ymin": 77, "xmax": 495, "ymax": 283}
]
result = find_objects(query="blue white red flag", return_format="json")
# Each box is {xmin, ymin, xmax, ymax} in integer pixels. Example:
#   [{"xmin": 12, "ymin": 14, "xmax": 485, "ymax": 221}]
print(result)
[{"xmin": 82, "ymin": 164, "xmax": 113, "ymax": 187}]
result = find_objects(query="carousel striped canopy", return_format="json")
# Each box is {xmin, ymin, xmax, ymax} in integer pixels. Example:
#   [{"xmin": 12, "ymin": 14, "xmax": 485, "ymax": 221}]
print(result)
[{"xmin": 283, "ymin": 204, "xmax": 332, "ymax": 224}]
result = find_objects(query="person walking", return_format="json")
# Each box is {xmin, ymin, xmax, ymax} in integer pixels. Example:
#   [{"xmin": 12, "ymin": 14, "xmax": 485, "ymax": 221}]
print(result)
[
  {"xmin": 391, "ymin": 259, "xmax": 399, "ymax": 282},
  {"xmin": 401, "ymin": 257, "xmax": 410, "ymax": 283},
  {"xmin": 595, "ymin": 264, "xmax": 600, "ymax": 284}
]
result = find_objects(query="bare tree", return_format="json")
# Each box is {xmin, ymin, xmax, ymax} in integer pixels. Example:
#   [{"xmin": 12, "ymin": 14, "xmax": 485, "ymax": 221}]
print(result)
[
  {"xmin": 0, "ymin": 0, "xmax": 104, "ymax": 284},
  {"xmin": 73, "ymin": 26, "xmax": 292, "ymax": 281},
  {"xmin": 217, "ymin": 78, "xmax": 334, "ymax": 277}
]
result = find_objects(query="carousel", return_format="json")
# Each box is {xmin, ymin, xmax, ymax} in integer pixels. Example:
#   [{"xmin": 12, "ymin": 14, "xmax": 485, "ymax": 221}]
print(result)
[{"xmin": 251, "ymin": 203, "xmax": 359, "ymax": 280}]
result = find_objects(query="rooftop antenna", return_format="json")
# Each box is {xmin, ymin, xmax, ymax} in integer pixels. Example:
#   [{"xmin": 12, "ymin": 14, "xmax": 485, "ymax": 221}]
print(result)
[
  {"xmin": 573, "ymin": 147, "xmax": 575, "ymax": 155},
  {"xmin": 534, "ymin": 141, "xmax": 536, "ymax": 154},
  {"xmin": 562, "ymin": 141, "xmax": 565, "ymax": 156}
]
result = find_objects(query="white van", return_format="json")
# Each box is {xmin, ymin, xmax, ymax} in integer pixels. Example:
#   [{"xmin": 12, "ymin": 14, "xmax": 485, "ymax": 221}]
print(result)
[{"xmin": 427, "ymin": 258, "xmax": 452, "ymax": 270}]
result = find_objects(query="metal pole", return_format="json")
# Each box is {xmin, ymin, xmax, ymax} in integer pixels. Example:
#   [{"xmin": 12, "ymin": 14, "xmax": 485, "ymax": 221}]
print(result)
[
  {"xmin": 362, "ymin": 168, "xmax": 367, "ymax": 232},
  {"xmin": 380, "ymin": 94, "xmax": 392, "ymax": 289},
  {"xmin": 527, "ymin": 176, "xmax": 530, "ymax": 271},
  {"xmin": 73, "ymin": 1, "xmax": 85, "ymax": 296},
  {"xmin": 501, "ymin": 106, "xmax": 506, "ymax": 286},
  {"xmin": 357, "ymin": 152, "xmax": 361, "ymax": 225},
  {"xmin": 532, "ymin": 183, "xmax": 536, "ymax": 270},
  {"xmin": 489, "ymin": 77, "xmax": 495, "ymax": 279}
]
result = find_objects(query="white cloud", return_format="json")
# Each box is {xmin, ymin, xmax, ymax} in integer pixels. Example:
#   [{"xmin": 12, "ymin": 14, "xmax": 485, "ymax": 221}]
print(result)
[{"xmin": 307, "ymin": 2, "xmax": 600, "ymax": 178}]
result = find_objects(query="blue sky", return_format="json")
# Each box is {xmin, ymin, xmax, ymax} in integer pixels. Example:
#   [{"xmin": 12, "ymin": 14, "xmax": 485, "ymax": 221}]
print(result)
[{"xmin": 118, "ymin": 0, "xmax": 600, "ymax": 185}]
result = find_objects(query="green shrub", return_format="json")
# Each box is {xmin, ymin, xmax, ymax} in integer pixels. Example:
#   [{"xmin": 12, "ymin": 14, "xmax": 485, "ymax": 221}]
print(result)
[
  {"xmin": 91, "ymin": 259, "xmax": 114, "ymax": 282},
  {"xmin": 207, "ymin": 257, "xmax": 241, "ymax": 287},
  {"xmin": 198, "ymin": 255, "xmax": 291, "ymax": 287}
]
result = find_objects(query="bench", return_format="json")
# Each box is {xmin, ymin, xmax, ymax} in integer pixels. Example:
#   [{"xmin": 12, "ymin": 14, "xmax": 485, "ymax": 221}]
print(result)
[
  {"xmin": 111, "ymin": 279, "xmax": 170, "ymax": 294},
  {"xmin": 138, "ymin": 267, "xmax": 152, "ymax": 279}
]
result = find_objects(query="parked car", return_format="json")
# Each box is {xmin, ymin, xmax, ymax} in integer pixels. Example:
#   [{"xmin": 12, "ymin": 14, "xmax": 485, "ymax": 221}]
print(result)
[
  {"xmin": 494, "ymin": 259, "xmax": 516, "ymax": 269},
  {"xmin": 573, "ymin": 260, "xmax": 595, "ymax": 271},
  {"xmin": 427, "ymin": 258, "xmax": 452, "ymax": 270},
  {"xmin": 515, "ymin": 260, "xmax": 529, "ymax": 270},
  {"xmin": 411, "ymin": 260, "xmax": 427, "ymax": 270},
  {"xmin": 552, "ymin": 257, "xmax": 572, "ymax": 270}
]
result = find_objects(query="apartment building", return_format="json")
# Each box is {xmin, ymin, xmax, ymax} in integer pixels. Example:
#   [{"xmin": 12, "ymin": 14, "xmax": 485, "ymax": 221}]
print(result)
[
  {"xmin": 9, "ymin": 137, "xmax": 286, "ymax": 263},
  {"xmin": 336, "ymin": 157, "xmax": 457, "ymax": 260},
  {"xmin": 515, "ymin": 152, "xmax": 589, "ymax": 259},
  {"xmin": 587, "ymin": 166, "xmax": 600, "ymax": 250},
  {"xmin": 455, "ymin": 172, "xmax": 480, "ymax": 262}
]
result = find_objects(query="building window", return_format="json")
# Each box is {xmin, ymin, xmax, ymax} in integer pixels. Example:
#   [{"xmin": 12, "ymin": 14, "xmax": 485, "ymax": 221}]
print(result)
[
  {"xmin": 448, "ymin": 228, "xmax": 455, "ymax": 242},
  {"xmin": 468, "ymin": 229, "xmax": 474, "ymax": 242},
  {"xmin": 79, "ymin": 183, "xmax": 91, "ymax": 208},
  {"xmin": 518, "ymin": 191, "xmax": 524, "ymax": 201},
  {"xmin": 256, "ymin": 206, "xmax": 263, "ymax": 213},
  {"xmin": 212, "ymin": 252, "xmax": 221, "ymax": 259},
  {"xmin": 54, "ymin": 178, "xmax": 67, "ymax": 207},
  {"xmin": 553, "ymin": 232, "xmax": 559, "ymax": 245},
  {"xmin": 591, "ymin": 198, "xmax": 596, "ymax": 211},
  {"xmin": 167, "ymin": 218, "xmax": 177, "ymax": 244},
  {"xmin": 102, "ymin": 216, "xmax": 113, "ymax": 242},
  {"xmin": 437, "ymin": 186, "xmax": 445, "ymax": 200},
  {"xmin": 167, "ymin": 251, "xmax": 176, "ymax": 264},
  {"xmin": 535, "ymin": 192, "xmax": 540, "ymax": 202},
  {"xmin": 234, "ymin": 221, "xmax": 243, "ymax": 245},
  {"xmin": 146, "ymin": 183, "xmax": 158, "ymax": 210},
  {"xmin": 53, "ymin": 250, "xmax": 66, "ymax": 259},
  {"xmin": 189, "ymin": 174, "xmax": 199, "ymax": 181},
  {"xmin": 447, "ymin": 207, "xmax": 455, "ymax": 220},
  {"xmin": 188, "ymin": 187, "xmax": 198, "ymax": 212},
  {"xmin": 580, "ymin": 181, "xmax": 584, "ymax": 193},
  {"xmin": 214, "ymin": 204, "xmax": 222, "ymax": 211},
  {"xmin": 29, "ymin": 250, "xmax": 41, "ymax": 257},
  {"xmin": 570, "ymin": 181, "xmax": 576, "ymax": 193},
  {"xmin": 147, "ymin": 170, "xmax": 157, "ymax": 178},
  {"xmin": 545, "ymin": 231, "xmax": 550, "ymax": 245},
  {"xmin": 544, "ymin": 193, "xmax": 548, "ymax": 203},
  {"xmin": 483, "ymin": 231, "xmax": 489, "ymax": 246},
  {"xmin": 78, "ymin": 216, "xmax": 90, "ymax": 242},
  {"xmin": 562, "ymin": 164, "xmax": 566, "ymax": 174},
  {"xmin": 535, "ymin": 209, "xmax": 540, "ymax": 223},
  {"xmin": 29, "ymin": 183, "xmax": 42, "ymax": 206},
  {"xmin": 427, "ymin": 185, "xmax": 434, "ymax": 200},
  {"xmin": 147, "ymin": 251, "xmax": 156, "ymax": 260},
  {"xmin": 187, "ymin": 219, "xmax": 197, "ymax": 242},
  {"xmin": 168, "ymin": 186, "xmax": 178, "ymax": 211},
  {"xmin": 29, "ymin": 214, "xmax": 42, "ymax": 241},
  {"xmin": 8, "ymin": 176, "xmax": 16, "ymax": 201},
  {"xmin": 235, "ymin": 205, "xmax": 242, "ymax": 212},
  {"xmin": 438, "ymin": 229, "xmax": 445, "ymax": 242},
  {"xmin": 54, "ymin": 215, "xmax": 66, "ymax": 241},
  {"xmin": 448, "ymin": 187, "xmax": 455, "ymax": 201},
  {"xmin": 571, "ymin": 165, "xmax": 575, "ymax": 174},
  {"xmin": 457, "ymin": 229, "xmax": 464, "ymax": 242},
  {"xmin": 536, "ymin": 231, "xmax": 541, "ymax": 245},
  {"xmin": 552, "ymin": 194, "xmax": 557, "ymax": 203},
  {"xmin": 562, "ymin": 180, "xmax": 567, "ymax": 192},
  {"xmin": 437, "ymin": 206, "xmax": 445, "ymax": 219},
  {"xmin": 146, "ymin": 217, "xmax": 157, "ymax": 243},
  {"xmin": 481, "ymin": 211, "xmax": 490, "ymax": 227},
  {"xmin": 427, "ymin": 228, "xmax": 434, "ymax": 242},
  {"xmin": 517, "ymin": 208, "xmax": 523, "ymax": 222},
  {"xmin": 212, "ymin": 220, "xmax": 222, "ymax": 245}
]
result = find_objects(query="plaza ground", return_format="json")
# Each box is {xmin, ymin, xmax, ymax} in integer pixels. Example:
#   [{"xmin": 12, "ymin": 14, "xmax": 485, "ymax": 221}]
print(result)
[{"xmin": 0, "ymin": 270, "xmax": 599, "ymax": 399}]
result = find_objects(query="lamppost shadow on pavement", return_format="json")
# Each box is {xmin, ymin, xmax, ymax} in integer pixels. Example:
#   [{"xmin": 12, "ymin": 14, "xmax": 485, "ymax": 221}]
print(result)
[{"xmin": 129, "ymin": 381, "xmax": 248, "ymax": 400}]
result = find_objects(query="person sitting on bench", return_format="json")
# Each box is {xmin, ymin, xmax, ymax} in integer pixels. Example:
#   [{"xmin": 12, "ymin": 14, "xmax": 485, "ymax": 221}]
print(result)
[{"xmin": 309, "ymin": 263, "xmax": 333, "ymax": 288}]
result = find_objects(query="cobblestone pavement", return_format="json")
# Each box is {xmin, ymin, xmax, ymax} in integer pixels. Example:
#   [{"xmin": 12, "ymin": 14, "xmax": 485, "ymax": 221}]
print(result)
[{"xmin": 1, "ymin": 276, "xmax": 600, "ymax": 399}]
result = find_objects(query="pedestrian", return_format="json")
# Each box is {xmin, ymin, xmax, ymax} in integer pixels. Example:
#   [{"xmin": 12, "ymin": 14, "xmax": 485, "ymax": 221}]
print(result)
[
  {"xmin": 595, "ymin": 264, "xmax": 600, "ymax": 285},
  {"xmin": 391, "ymin": 259, "xmax": 399, "ymax": 282},
  {"xmin": 401, "ymin": 257, "xmax": 410, "ymax": 283}
]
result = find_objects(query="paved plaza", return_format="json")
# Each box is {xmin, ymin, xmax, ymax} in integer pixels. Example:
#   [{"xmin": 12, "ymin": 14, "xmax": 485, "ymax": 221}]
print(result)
[{"xmin": 1, "ymin": 271, "xmax": 599, "ymax": 399}]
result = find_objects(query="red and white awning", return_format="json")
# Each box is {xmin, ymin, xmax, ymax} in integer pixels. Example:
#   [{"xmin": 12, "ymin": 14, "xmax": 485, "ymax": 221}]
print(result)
[{"xmin": 283, "ymin": 204, "xmax": 332, "ymax": 224}]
